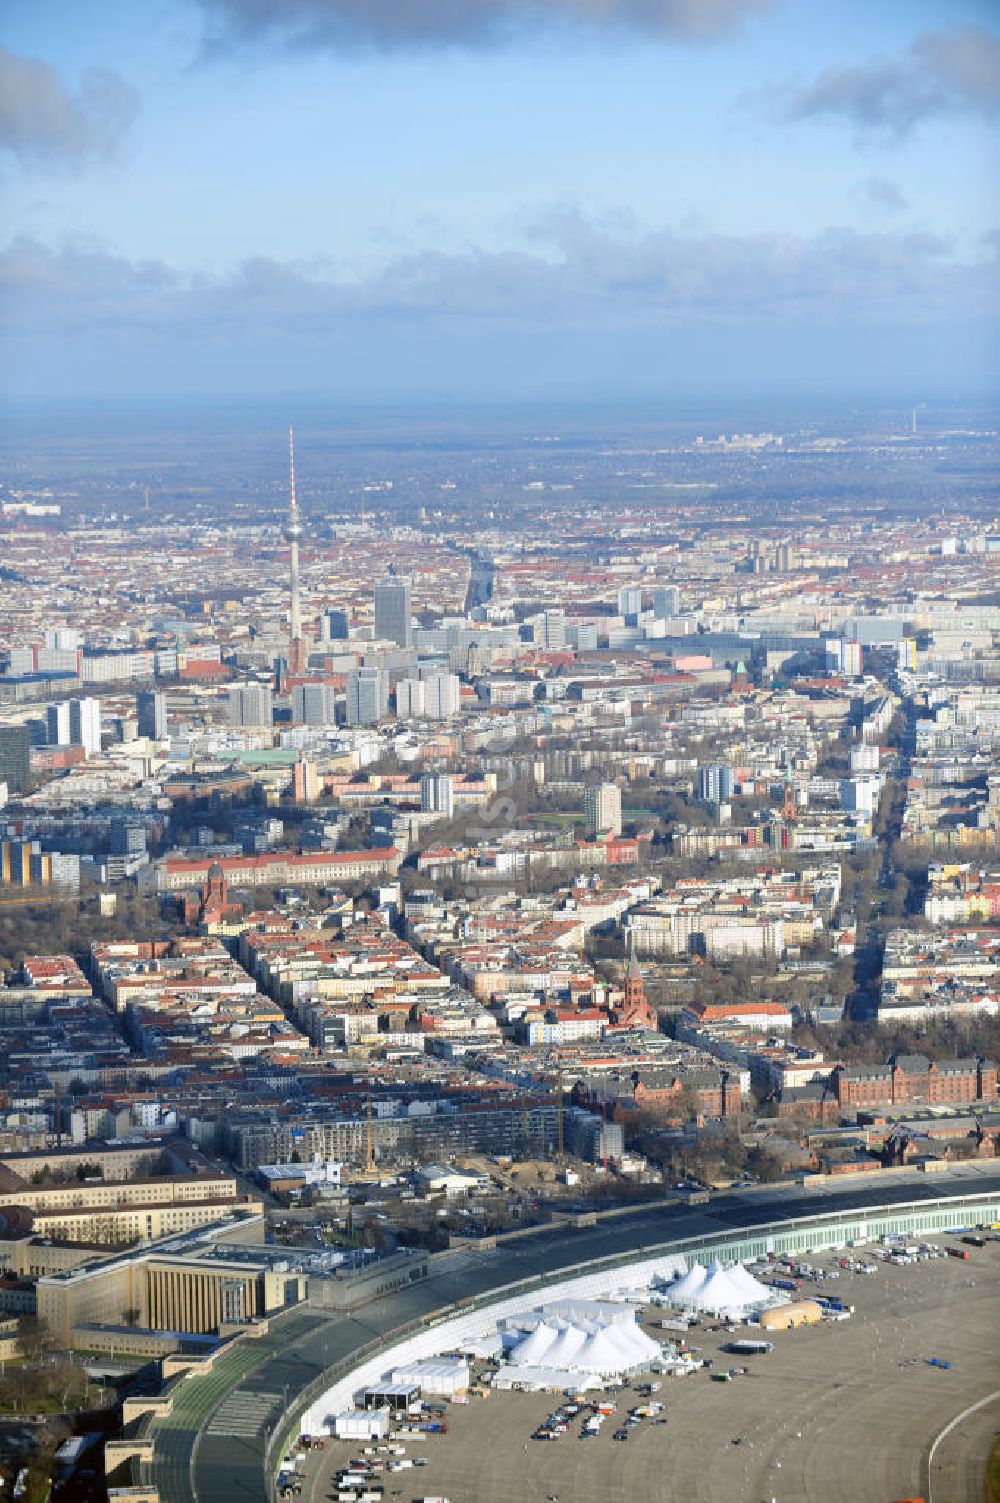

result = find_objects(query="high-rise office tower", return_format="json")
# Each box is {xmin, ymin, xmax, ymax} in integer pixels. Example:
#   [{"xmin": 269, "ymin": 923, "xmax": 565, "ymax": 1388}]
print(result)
[
  {"xmin": 374, "ymin": 570, "xmax": 412, "ymax": 648},
  {"xmin": 0, "ymin": 725, "xmax": 30, "ymax": 793},
  {"xmin": 110, "ymin": 819, "xmax": 147, "ymax": 856},
  {"xmin": 652, "ymin": 585, "xmax": 680, "ymax": 620},
  {"xmin": 292, "ymin": 683, "xmax": 336, "ymax": 725},
  {"xmin": 420, "ymin": 772, "xmax": 454, "ymax": 818},
  {"xmin": 286, "ymin": 427, "xmax": 306, "ymax": 675},
  {"xmin": 897, "ymin": 638, "xmax": 918, "ymax": 673},
  {"xmin": 326, "ymin": 608, "xmax": 349, "ymax": 642},
  {"xmin": 698, "ymin": 764, "xmax": 735, "ymax": 802},
  {"xmin": 825, "ymin": 637, "xmax": 863, "ymax": 677},
  {"xmin": 585, "ymin": 781, "xmax": 622, "ymax": 839},
  {"xmin": 842, "ymin": 639, "xmax": 863, "ymax": 676},
  {"xmin": 69, "ymin": 697, "xmax": 102, "ymax": 757},
  {"xmin": 423, "ymin": 672, "xmax": 460, "ymax": 719},
  {"xmin": 538, "ymin": 611, "xmax": 567, "ymax": 650},
  {"xmin": 617, "ymin": 585, "xmax": 643, "ymax": 621},
  {"xmin": 567, "ymin": 622, "xmax": 599, "ymax": 652},
  {"xmin": 228, "ymin": 683, "xmax": 274, "ymax": 727},
  {"xmin": 293, "ymin": 756, "xmax": 320, "ymax": 803},
  {"xmin": 346, "ymin": 668, "xmax": 388, "ymax": 726},
  {"xmin": 46, "ymin": 702, "xmax": 72, "ymax": 746},
  {"xmin": 137, "ymin": 689, "xmax": 167, "ymax": 739},
  {"xmin": 395, "ymin": 677, "xmax": 425, "ymax": 719}
]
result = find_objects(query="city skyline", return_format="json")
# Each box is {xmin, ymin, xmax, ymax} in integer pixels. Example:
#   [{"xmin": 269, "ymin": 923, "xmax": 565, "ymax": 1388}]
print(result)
[{"xmin": 0, "ymin": 398, "xmax": 998, "ymax": 1498}]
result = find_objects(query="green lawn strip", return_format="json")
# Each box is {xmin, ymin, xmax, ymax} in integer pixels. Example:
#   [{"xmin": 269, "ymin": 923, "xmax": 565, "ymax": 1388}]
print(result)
[{"xmin": 154, "ymin": 1342, "xmax": 270, "ymax": 1430}]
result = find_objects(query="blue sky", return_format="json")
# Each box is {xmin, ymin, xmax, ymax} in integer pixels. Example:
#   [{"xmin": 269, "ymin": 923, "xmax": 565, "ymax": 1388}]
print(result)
[{"xmin": 1, "ymin": 0, "xmax": 998, "ymax": 402}]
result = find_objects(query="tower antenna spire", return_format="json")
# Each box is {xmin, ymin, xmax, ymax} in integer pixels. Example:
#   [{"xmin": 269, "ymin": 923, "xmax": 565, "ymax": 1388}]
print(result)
[{"xmin": 285, "ymin": 425, "xmax": 305, "ymax": 672}]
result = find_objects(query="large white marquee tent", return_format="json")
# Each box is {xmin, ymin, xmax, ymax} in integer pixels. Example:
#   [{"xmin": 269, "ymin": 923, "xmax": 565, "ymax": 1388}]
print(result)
[
  {"xmin": 299, "ymin": 1251, "xmax": 688, "ymax": 1433},
  {"xmin": 663, "ymin": 1258, "xmax": 779, "ymax": 1315},
  {"xmin": 495, "ymin": 1299, "xmax": 662, "ymax": 1388}
]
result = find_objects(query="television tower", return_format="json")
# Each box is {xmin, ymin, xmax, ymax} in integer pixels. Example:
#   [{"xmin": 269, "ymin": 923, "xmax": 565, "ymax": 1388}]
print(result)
[{"xmin": 286, "ymin": 426, "xmax": 306, "ymax": 675}]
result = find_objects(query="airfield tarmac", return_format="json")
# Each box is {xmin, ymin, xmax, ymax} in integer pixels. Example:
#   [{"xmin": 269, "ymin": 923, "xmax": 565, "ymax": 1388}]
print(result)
[{"xmin": 300, "ymin": 1236, "xmax": 1000, "ymax": 1503}]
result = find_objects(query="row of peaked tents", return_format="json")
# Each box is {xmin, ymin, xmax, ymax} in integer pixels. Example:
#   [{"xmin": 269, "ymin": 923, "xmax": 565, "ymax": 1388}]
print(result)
[
  {"xmin": 662, "ymin": 1259, "xmax": 779, "ymax": 1314},
  {"xmin": 499, "ymin": 1299, "xmax": 662, "ymax": 1383},
  {"xmin": 489, "ymin": 1263, "xmax": 778, "ymax": 1389}
]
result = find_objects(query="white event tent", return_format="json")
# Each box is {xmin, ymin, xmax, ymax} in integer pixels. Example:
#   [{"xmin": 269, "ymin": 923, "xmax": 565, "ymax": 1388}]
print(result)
[
  {"xmin": 664, "ymin": 1259, "xmax": 778, "ymax": 1315},
  {"xmin": 496, "ymin": 1302, "xmax": 662, "ymax": 1389}
]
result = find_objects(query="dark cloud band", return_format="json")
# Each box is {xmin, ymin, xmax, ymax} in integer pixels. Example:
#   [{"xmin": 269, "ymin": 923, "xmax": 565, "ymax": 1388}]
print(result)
[
  {"xmin": 780, "ymin": 24, "xmax": 1000, "ymax": 139},
  {"xmin": 195, "ymin": 0, "xmax": 772, "ymax": 51}
]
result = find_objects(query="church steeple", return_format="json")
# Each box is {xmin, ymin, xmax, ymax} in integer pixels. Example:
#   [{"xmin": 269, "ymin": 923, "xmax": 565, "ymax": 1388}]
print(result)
[
  {"xmin": 624, "ymin": 943, "xmax": 646, "ymax": 1011},
  {"xmin": 616, "ymin": 935, "xmax": 656, "ymax": 1030}
]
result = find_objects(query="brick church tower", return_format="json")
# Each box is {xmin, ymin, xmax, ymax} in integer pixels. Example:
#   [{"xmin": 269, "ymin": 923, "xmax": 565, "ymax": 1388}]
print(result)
[{"xmin": 615, "ymin": 945, "xmax": 658, "ymax": 1031}]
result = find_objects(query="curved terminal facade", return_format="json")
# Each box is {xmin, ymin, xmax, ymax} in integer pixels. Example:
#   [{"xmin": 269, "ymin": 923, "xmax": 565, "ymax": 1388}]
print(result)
[
  {"xmin": 133, "ymin": 1169, "xmax": 1000, "ymax": 1503},
  {"xmin": 297, "ymin": 1183, "xmax": 1000, "ymax": 1435}
]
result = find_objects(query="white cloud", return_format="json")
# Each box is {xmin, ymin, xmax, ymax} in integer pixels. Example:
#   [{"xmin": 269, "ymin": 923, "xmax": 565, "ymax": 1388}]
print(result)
[{"xmin": 2, "ymin": 219, "xmax": 993, "ymax": 342}]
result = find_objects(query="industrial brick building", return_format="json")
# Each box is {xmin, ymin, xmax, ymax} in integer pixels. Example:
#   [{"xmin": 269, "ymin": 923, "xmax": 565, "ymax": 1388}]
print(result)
[{"xmin": 834, "ymin": 1053, "xmax": 997, "ymax": 1111}]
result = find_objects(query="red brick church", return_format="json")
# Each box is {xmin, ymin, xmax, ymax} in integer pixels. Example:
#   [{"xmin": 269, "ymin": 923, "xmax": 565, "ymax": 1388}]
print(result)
[
  {"xmin": 181, "ymin": 861, "xmax": 245, "ymax": 930},
  {"xmin": 610, "ymin": 949, "xmax": 659, "ymax": 1031}
]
